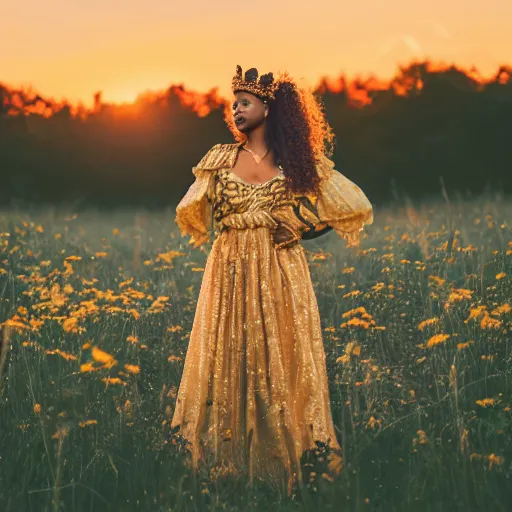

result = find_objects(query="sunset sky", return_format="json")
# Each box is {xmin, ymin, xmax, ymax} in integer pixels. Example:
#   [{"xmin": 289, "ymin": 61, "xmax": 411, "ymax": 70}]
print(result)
[{"xmin": 2, "ymin": 0, "xmax": 510, "ymax": 108}]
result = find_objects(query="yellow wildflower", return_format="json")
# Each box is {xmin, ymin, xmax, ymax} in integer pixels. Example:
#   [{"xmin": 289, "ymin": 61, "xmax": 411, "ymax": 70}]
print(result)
[
  {"xmin": 45, "ymin": 349, "xmax": 77, "ymax": 361},
  {"xmin": 52, "ymin": 427, "xmax": 70, "ymax": 440},
  {"xmin": 79, "ymin": 419, "xmax": 98, "ymax": 428},
  {"xmin": 62, "ymin": 260, "xmax": 74, "ymax": 277},
  {"xmin": 426, "ymin": 333, "xmax": 450, "ymax": 348},
  {"xmin": 101, "ymin": 377, "xmax": 126, "ymax": 387},
  {"xmin": 128, "ymin": 309, "xmax": 140, "ymax": 320},
  {"xmin": 62, "ymin": 317, "xmax": 78, "ymax": 332},
  {"xmin": 119, "ymin": 278, "xmax": 134, "ymax": 288},
  {"xmin": 91, "ymin": 347, "xmax": 117, "ymax": 367},
  {"xmin": 418, "ymin": 317, "xmax": 439, "ymax": 331},
  {"xmin": 491, "ymin": 303, "xmax": 511, "ymax": 316},
  {"xmin": 429, "ymin": 276, "xmax": 446, "ymax": 287},
  {"xmin": 464, "ymin": 306, "xmax": 487, "ymax": 323},
  {"xmin": 475, "ymin": 398, "xmax": 495, "ymax": 408},
  {"xmin": 3, "ymin": 317, "xmax": 29, "ymax": 331},
  {"xmin": 336, "ymin": 341, "xmax": 361, "ymax": 364},
  {"xmin": 124, "ymin": 364, "xmax": 141, "ymax": 375},
  {"xmin": 156, "ymin": 251, "xmax": 182, "ymax": 264},
  {"xmin": 414, "ymin": 430, "xmax": 428, "ymax": 445},
  {"xmin": 342, "ymin": 307, "xmax": 369, "ymax": 318},
  {"xmin": 488, "ymin": 454, "xmax": 504, "ymax": 470},
  {"xmin": 480, "ymin": 314, "xmax": 502, "ymax": 329},
  {"xmin": 343, "ymin": 290, "xmax": 361, "ymax": 299},
  {"xmin": 457, "ymin": 341, "xmax": 474, "ymax": 350},
  {"xmin": 80, "ymin": 362, "xmax": 100, "ymax": 373},
  {"xmin": 366, "ymin": 416, "xmax": 382, "ymax": 429},
  {"xmin": 336, "ymin": 354, "xmax": 350, "ymax": 365},
  {"xmin": 447, "ymin": 288, "xmax": 473, "ymax": 304}
]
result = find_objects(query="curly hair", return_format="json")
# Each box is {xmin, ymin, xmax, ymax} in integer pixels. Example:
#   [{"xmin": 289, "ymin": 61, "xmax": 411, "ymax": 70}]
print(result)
[{"xmin": 224, "ymin": 71, "xmax": 335, "ymax": 196}]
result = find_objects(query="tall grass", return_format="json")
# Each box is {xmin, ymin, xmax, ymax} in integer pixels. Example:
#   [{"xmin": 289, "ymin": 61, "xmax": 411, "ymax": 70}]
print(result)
[{"xmin": 0, "ymin": 194, "xmax": 511, "ymax": 511}]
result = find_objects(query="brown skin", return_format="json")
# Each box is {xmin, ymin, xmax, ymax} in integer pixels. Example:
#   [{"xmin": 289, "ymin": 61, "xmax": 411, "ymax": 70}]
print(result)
[
  {"xmin": 231, "ymin": 91, "xmax": 281, "ymax": 184},
  {"xmin": 224, "ymin": 72, "xmax": 340, "ymax": 245},
  {"xmin": 231, "ymin": 91, "xmax": 297, "ymax": 245},
  {"xmin": 227, "ymin": 73, "xmax": 335, "ymax": 197}
]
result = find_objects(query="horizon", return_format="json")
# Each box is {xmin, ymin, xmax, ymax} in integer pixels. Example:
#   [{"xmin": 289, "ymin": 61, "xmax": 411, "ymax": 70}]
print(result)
[{"xmin": 2, "ymin": 0, "xmax": 510, "ymax": 108}]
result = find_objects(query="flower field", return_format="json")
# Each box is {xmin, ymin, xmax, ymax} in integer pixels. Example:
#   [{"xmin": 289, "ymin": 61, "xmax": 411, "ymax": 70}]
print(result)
[{"xmin": 0, "ymin": 195, "xmax": 511, "ymax": 511}]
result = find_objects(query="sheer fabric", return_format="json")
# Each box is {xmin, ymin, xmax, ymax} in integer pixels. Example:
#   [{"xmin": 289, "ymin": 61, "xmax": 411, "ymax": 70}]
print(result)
[{"xmin": 172, "ymin": 143, "xmax": 373, "ymax": 492}]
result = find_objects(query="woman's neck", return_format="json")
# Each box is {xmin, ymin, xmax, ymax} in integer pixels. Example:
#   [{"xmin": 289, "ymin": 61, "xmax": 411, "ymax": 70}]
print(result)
[{"xmin": 244, "ymin": 127, "xmax": 267, "ymax": 152}]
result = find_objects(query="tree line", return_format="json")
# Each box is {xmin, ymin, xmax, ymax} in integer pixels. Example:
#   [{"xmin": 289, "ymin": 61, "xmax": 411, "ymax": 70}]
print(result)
[{"xmin": 0, "ymin": 60, "xmax": 510, "ymax": 209}]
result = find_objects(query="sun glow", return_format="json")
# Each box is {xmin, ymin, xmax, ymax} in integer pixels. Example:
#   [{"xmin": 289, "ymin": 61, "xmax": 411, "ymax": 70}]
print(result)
[{"xmin": 103, "ymin": 86, "xmax": 142, "ymax": 105}]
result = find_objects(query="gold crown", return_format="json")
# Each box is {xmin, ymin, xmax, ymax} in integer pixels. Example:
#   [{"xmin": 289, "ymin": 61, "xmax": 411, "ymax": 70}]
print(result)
[{"xmin": 231, "ymin": 65, "xmax": 280, "ymax": 101}]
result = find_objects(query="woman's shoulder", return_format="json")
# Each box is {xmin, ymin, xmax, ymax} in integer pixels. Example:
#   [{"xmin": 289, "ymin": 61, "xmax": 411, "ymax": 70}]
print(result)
[
  {"xmin": 313, "ymin": 153, "xmax": 336, "ymax": 180},
  {"xmin": 194, "ymin": 142, "xmax": 241, "ymax": 172}
]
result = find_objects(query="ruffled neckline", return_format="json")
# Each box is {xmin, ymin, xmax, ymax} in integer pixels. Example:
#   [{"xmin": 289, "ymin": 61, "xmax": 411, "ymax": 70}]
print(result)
[{"xmin": 226, "ymin": 143, "xmax": 285, "ymax": 187}]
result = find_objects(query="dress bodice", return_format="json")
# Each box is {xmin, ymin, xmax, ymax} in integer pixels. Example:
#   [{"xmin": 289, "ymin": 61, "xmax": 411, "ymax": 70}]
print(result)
[
  {"xmin": 211, "ymin": 168, "xmax": 331, "ymax": 248},
  {"xmin": 175, "ymin": 143, "xmax": 373, "ymax": 249},
  {"xmin": 213, "ymin": 168, "xmax": 292, "ymax": 220}
]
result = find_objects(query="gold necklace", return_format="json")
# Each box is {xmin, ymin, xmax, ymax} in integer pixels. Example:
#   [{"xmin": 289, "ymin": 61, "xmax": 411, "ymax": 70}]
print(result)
[{"xmin": 242, "ymin": 144, "xmax": 269, "ymax": 165}]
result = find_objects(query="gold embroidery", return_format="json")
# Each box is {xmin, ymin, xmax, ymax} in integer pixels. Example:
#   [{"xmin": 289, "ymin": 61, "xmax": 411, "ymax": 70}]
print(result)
[
  {"xmin": 172, "ymin": 144, "xmax": 372, "ymax": 492},
  {"xmin": 176, "ymin": 143, "xmax": 373, "ymax": 249}
]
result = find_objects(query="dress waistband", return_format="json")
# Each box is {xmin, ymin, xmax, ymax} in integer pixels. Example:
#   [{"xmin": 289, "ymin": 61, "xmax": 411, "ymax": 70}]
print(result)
[
  {"xmin": 217, "ymin": 210, "xmax": 302, "ymax": 249},
  {"xmin": 218, "ymin": 210, "xmax": 279, "ymax": 231}
]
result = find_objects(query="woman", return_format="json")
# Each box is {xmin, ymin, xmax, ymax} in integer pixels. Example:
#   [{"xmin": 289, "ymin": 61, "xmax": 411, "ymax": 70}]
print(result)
[{"xmin": 170, "ymin": 65, "xmax": 373, "ymax": 494}]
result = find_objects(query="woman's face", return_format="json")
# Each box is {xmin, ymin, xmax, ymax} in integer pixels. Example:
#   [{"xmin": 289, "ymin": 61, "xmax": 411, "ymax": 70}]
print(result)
[{"xmin": 232, "ymin": 91, "xmax": 268, "ymax": 133}]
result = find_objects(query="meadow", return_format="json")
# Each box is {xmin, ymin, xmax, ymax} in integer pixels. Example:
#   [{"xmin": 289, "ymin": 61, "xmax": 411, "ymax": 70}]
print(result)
[{"xmin": 0, "ymin": 192, "xmax": 511, "ymax": 511}]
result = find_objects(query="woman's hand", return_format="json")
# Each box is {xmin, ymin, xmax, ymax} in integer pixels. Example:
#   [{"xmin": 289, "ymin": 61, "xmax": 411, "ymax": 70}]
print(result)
[{"xmin": 272, "ymin": 223, "xmax": 300, "ymax": 249}]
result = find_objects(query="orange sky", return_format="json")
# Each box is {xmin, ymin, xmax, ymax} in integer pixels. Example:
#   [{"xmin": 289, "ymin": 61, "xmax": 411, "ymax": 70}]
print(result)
[{"xmin": 2, "ymin": 0, "xmax": 510, "ymax": 108}]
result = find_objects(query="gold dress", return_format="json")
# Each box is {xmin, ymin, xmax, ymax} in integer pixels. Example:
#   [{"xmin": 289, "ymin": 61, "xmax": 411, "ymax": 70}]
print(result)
[{"xmin": 171, "ymin": 142, "xmax": 373, "ymax": 491}]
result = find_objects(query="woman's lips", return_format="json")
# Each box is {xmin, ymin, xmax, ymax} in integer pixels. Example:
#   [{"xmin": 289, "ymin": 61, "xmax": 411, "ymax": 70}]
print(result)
[{"xmin": 235, "ymin": 117, "xmax": 245, "ymax": 125}]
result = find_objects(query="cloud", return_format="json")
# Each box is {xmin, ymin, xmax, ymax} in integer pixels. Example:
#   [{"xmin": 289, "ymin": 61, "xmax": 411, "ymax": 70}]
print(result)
[
  {"xmin": 378, "ymin": 34, "xmax": 423, "ymax": 57},
  {"xmin": 429, "ymin": 21, "xmax": 451, "ymax": 39}
]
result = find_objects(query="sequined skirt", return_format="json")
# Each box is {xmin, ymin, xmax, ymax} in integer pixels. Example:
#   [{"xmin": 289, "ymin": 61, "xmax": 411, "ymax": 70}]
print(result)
[{"xmin": 170, "ymin": 224, "xmax": 342, "ymax": 492}]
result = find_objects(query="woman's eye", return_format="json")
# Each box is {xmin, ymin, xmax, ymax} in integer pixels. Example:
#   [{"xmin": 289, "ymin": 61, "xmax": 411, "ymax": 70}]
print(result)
[{"xmin": 232, "ymin": 100, "xmax": 248, "ymax": 109}]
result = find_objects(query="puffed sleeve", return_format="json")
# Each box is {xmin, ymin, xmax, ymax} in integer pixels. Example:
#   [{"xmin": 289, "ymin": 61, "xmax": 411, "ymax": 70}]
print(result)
[
  {"xmin": 314, "ymin": 154, "xmax": 373, "ymax": 247},
  {"xmin": 174, "ymin": 148, "xmax": 217, "ymax": 248}
]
